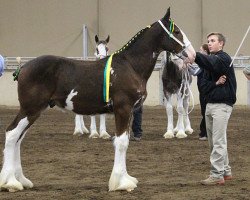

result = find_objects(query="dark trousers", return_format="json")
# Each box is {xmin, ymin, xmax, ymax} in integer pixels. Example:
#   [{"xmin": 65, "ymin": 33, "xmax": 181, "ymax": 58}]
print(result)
[
  {"xmin": 132, "ymin": 106, "xmax": 143, "ymax": 138},
  {"xmin": 199, "ymin": 93, "xmax": 207, "ymax": 137}
]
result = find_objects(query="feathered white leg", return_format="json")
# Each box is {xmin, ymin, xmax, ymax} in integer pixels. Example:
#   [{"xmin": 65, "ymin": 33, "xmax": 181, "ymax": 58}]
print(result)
[
  {"xmin": 74, "ymin": 115, "xmax": 89, "ymax": 135},
  {"xmin": 183, "ymin": 96, "xmax": 193, "ymax": 134},
  {"xmin": 0, "ymin": 118, "xmax": 30, "ymax": 192},
  {"xmin": 15, "ymin": 131, "xmax": 33, "ymax": 189},
  {"xmin": 175, "ymin": 96, "xmax": 187, "ymax": 139},
  {"xmin": 89, "ymin": 116, "xmax": 99, "ymax": 138},
  {"xmin": 99, "ymin": 114, "xmax": 111, "ymax": 139},
  {"xmin": 109, "ymin": 133, "xmax": 138, "ymax": 191},
  {"xmin": 163, "ymin": 96, "xmax": 175, "ymax": 139}
]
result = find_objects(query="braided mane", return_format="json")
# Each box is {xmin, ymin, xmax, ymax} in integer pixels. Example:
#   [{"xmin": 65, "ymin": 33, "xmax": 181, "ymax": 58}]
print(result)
[{"xmin": 113, "ymin": 25, "xmax": 152, "ymax": 55}]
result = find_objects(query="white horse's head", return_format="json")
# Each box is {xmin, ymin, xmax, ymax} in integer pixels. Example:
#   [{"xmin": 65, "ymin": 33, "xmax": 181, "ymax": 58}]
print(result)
[{"xmin": 94, "ymin": 35, "xmax": 110, "ymax": 59}]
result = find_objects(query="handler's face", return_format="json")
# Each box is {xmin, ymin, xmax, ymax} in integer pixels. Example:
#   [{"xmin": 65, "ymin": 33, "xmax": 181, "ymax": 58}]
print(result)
[{"xmin": 207, "ymin": 35, "xmax": 223, "ymax": 53}]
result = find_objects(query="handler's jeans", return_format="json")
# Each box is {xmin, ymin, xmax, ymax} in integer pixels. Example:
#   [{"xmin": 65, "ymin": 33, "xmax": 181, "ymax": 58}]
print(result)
[
  {"xmin": 205, "ymin": 103, "xmax": 233, "ymax": 179},
  {"xmin": 132, "ymin": 106, "xmax": 143, "ymax": 138},
  {"xmin": 199, "ymin": 93, "xmax": 207, "ymax": 138}
]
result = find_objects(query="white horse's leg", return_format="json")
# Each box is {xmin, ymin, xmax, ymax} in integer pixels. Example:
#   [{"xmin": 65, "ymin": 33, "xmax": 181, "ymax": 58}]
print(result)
[
  {"xmin": 163, "ymin": 96, "xmax": 175, "ymax": 139},
  {"xmin": 89, "ymin": 116, "xmax": 99, "ymax": 138},
  {"xmin": 183, "ymin": 95, "xmax": 193, "ymax": 134},
  {"xmin": 175, "ymin": 95, "xmax": 187, "ymax": 139},
  {"xmin": 109, "ymin": 132, "xmax": 138, "ymax": 191},
  {"xmin": 14, "ymin": 131, "xmax": 33, "ymax": 189},
  {"xmin": 99, "ymin": 114, "xmax": 111, "ymax": 139},
  {"xmin": 74, "ymin": 115, "xmax": 89, "ymax": 135},
  {"xmin": 0, "ymin": 117, "xmax": 29, "ymax": 192}
]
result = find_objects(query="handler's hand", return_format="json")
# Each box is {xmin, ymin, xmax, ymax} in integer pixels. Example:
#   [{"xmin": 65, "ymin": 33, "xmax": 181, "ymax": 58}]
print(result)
[{"xmin": 216, "ymin": 75, "xmax": 227, "ymax": 85}]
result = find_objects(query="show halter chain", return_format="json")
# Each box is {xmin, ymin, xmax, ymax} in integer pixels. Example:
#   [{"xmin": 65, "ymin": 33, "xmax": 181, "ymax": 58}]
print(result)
[
  {"xmin": 103, "ymin": 25, "xmax": 151, "ymax": 103},
  {"xmin": 158, "ymin": 19, "xmax": 185, "ymax": 48}
]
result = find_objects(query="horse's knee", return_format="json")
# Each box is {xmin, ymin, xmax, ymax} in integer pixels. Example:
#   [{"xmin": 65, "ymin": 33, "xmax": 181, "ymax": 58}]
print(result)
[
  {"xmin": 114, "ymin": 132, "xmax": 129, "ymax": 151},
  {"xmin": 5, "ymin": 117, "xmax": 29, "ymax": 144}
]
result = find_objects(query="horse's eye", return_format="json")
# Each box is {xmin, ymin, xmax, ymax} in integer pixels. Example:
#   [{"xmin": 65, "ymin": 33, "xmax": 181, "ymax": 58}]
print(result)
[
  {"xmin": 106, "ymin": 47, "xmax": 109, "ymax": 51},
  {"xmin": 174, "ymin": 29, "xmax": 180, "ymax": 34}
]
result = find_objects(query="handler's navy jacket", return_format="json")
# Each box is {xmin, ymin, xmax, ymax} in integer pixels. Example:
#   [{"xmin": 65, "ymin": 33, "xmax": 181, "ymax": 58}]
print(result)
[{"xmin": 195, "ymin": 50, "xmax": 237, "ymax": 107}]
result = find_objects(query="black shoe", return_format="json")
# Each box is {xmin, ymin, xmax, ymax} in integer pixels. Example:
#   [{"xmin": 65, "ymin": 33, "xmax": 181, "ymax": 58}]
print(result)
[{"xmin": 130, "ymin": 135, "xmax": 141, "ymax": 141}]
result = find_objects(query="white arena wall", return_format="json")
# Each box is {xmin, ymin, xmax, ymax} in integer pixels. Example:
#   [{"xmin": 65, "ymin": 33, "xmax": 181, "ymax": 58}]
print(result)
[{"xmin": 0, "ymin": 68, "xmax": 248, "ymax": 107}]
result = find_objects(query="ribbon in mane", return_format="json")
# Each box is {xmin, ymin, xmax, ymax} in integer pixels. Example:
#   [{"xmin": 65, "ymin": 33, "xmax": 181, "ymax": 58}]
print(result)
[
  {"xmin": 103, "ymin": 54, "xmax": 114, "ymax": 102},
  {"xmin": 169, "ymin": 19, "xmax": 175, "ymax": 36},
  {"xmin": 103, "ymin": 25, "xmax": 152, "ymax": 103}
]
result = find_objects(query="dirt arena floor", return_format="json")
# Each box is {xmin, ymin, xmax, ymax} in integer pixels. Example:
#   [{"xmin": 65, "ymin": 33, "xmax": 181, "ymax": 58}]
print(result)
[{"xmin": 0, "ymin": 105, "xmax": 249, "ymax": 200}]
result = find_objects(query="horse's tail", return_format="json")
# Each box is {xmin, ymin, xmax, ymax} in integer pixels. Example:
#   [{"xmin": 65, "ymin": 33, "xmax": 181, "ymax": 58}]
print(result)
[{"xmin": 13, "ymin": 57, "xmax": 22, "ymax": 81}]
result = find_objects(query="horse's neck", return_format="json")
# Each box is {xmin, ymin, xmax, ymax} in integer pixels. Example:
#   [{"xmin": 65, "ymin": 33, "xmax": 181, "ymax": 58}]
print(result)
[
  {"xmin": 126, "ymin": 52, "xmax": 158, "ymax": 80},
  {"xmin": 122, "ymin": 36, "xmax": 159, "ymax": 80}
]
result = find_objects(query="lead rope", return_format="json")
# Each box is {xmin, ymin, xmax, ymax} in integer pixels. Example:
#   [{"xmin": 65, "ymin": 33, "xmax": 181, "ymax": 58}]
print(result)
[{"xmin": 175, "ymin": 67, "xmax": 194, "ymax": 115}]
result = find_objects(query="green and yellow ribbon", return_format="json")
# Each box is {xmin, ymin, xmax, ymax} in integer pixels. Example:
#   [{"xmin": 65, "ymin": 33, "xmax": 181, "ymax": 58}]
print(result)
[
  {"xmin": 103, "ymin": 54, "xmax": 114, "ymax": 102},
  {"xmin": 169, "ymin": 19, "xmax": 175, "ymax": 37},
  {"xmin": 102, "ymin": 25, "xmax": 152, "ymax": 102}
]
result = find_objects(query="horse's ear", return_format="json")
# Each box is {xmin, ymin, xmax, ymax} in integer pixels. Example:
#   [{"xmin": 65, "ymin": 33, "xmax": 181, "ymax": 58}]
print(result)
[
  {"xmin": 95, "ymin": 35, "xmax": 99, "ymax": 43},
  {"xmin": 163, "ymin": 7, "xmax": 170, "ymax": 20},
  {"xmin": 106, "ymin": 35, "xmax": 110, "ymax": 43}
]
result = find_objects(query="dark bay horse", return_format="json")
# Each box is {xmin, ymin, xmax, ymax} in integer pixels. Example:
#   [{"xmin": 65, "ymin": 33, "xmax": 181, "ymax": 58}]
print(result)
[
  {"xmin": 0, "ymin": 8, "xmax": 196, "ymax": 192},
  {"xmin": 162, "ymin": 54, "xmax": 193, "ymax": 139}
]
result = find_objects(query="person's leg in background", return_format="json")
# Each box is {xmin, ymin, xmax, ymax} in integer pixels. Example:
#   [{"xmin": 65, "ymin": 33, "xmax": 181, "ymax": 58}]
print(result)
[{"xmin": 131, "ymin": 106, "xmax": 143, "ymax": 141}]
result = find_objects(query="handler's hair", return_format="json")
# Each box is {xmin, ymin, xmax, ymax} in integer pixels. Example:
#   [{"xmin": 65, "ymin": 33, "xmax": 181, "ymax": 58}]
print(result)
[
  {"xmin": 207, "ymin": 32, "xmax": 226, "ymax": 47},
  {"xmin": 202, "ymin": 43, "xmax": 210, "ymax": 54}
]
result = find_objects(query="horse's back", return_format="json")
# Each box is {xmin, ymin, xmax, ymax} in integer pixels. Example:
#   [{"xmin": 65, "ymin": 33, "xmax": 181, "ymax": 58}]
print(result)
[{"xmin": 17, "ymin": 55, "xmax": 107, "ymax": 114}]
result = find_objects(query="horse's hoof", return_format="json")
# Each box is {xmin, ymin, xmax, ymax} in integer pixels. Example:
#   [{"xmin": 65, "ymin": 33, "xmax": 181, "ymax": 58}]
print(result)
[
  {"xmin": 163, "ymin": 131, "xmax": 174, "ymax": 139},
  {"xmin": 100, "ymin": 131, "xmax": 111, "ymax": 139},
  {"xmin": 73, "ymin": 130, "xmax": 83, "ymax": 136},
  {"xmin": 185, "ymin": 128, "xmax": 193, "ymax": 134},
  {"xmin": 176, "ymin": 131, "xmax": 187, "ymax": 138},
  {"xmin": 82, "ymin": 127, "xmax": 89, "ymax": 134},
  {"xmin": 109, "ymin": 172, "xmax": 138, "ymax": 192},
  {"xmin": 1, "ymin": 180, "xmax": 23, "ymax": 192},
  {"xmin": 19, "ymin": 176, "xmax": 33, "ymax": 189},
  {"xmin": 89, "ymin": 131, "xmax": 99, "ymax": 138}
]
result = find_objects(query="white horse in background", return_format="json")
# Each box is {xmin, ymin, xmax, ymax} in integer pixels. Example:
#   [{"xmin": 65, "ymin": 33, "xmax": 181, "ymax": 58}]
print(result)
[
  {"xmin": 162, "ymin": 54, "xmax": 194, "ymax": 139},
  {"xmin": 74, "ymin": 35, "xmax": 111, "ymax": 139}
]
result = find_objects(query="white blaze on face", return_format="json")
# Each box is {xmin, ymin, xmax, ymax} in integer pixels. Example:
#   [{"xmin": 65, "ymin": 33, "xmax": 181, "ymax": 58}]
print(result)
[
  {"xmin": 65, "ymin": 89, "xmax": 78, "ymax": 111},
  {"xmin": 180, "ymin": 30, "xmax": 196, "ymax": 64},
  {"xmin": 95, "ymin": 43, "xmax": 107, "ymax": 59}
]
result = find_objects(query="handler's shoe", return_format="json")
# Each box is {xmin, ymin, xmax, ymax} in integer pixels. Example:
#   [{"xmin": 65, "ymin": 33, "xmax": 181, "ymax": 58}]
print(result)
[
  {"xmin": 199, "ymin": 136, "xmax": 207, "ymax": 141},
  {"xmin": 130, "ymin": 135, "xmax": 141, "ymax": 141},
  {"xmin": 201, "ymin": 176, "xmax": 225, "ymax": 185},
  {"xmin": 224, "ymin": 175, "xmax": 232, "ymax": 181}
]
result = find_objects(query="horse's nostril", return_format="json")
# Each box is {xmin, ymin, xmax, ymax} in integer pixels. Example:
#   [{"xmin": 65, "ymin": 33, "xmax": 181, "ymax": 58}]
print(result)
[{"xmin": 182, "ymin": 51, "xmax": 188, "ymax": 57}]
